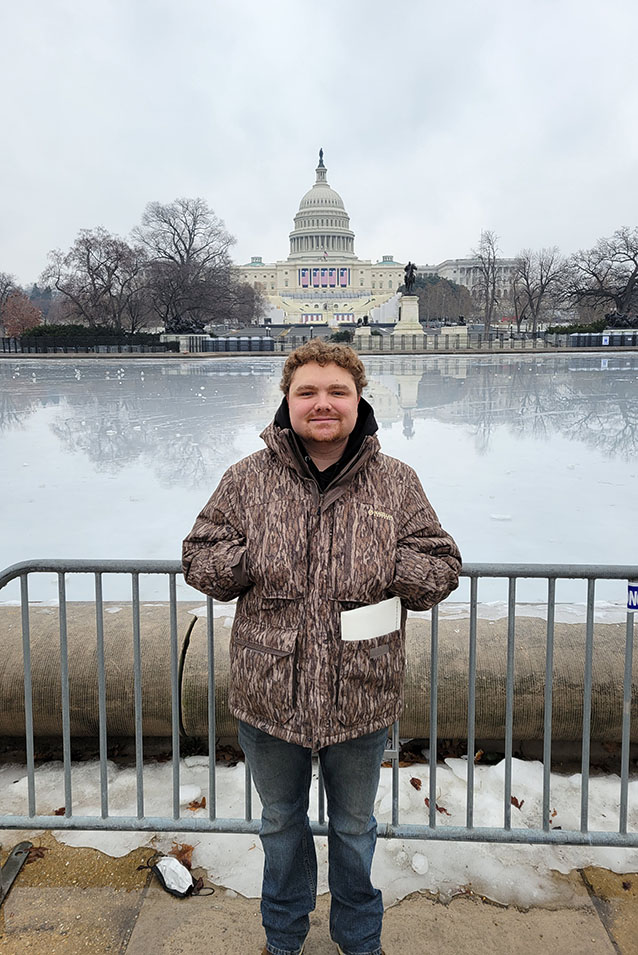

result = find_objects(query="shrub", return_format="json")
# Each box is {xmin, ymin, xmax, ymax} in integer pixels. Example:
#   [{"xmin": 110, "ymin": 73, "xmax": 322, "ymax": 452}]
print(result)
[
  {"xmin": 545, "ymin": 319, "xmax": 607, "ymax": 335},
  {"xmin": 329, "ymin": 329, "xmax": 354, "ymax": 343},
  {"xmin": 19, "ymin": 323, "xmax": 163, "ymax": 345}
]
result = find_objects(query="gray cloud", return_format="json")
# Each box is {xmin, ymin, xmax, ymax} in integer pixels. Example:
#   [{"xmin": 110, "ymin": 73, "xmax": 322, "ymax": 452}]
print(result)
[{"xmin": 2, "ymin": 0, "xmax": 637, "ymax": 285}]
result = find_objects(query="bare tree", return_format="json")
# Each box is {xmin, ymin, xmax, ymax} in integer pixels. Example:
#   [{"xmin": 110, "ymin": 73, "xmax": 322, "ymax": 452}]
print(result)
[
  {"xmin": 472, "ymin": 230, "xmax": 499, "ymax": 335},
  {"xmin": 567, "ymin": 226, "xmax": 638, "ymax": 320},
  {"xmin": 217, "ymin": 280, "xmax": 268, "ymax": 328},
  {"xmin": 43, "ymin": 228, "xmax": 149, "ymax": 333},
  {"xmin": 510, "ymin": 274, "xmax": 530, "ymax": 333},
  {"xmin": 513, "ymin": 247, "xmax": 567, "ymax": 334},
  {"xmin": 413, "ymin": 275, "xmax": 473, "ymax": 323},
  {"xmin": 134, "ymin": 197, "xmax": 236, "ymax": 333},
  {"xmin": 0, "ymin": 271, "xmax": 18, "ymax": 312}
]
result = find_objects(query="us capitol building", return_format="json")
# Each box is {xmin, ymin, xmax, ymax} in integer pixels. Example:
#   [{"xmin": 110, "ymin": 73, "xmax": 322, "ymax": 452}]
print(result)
[
  {"xmin": 237, "ymin": 150, "xmax": 515, "ymax": 326},
  {"xmin": 237, "ymin": 150, "xmax": 406, "ymax": 326}
]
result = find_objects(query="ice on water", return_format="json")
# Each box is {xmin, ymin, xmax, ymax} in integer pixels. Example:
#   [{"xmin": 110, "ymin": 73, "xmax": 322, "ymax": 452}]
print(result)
[{"xmin": 1, "ymin": 353, "xmax": 637, "ymax": 606}]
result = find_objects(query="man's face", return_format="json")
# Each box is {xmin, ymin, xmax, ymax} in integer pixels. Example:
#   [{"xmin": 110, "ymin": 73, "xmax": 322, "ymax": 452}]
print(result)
[{"xmin": 287, "ymin": 361, "xmax": 360, "ymax": 446}]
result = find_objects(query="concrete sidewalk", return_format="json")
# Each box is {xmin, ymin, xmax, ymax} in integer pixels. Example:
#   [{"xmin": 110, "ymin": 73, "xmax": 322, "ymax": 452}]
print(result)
[{"xmin": 2, "ymin": 835, "xmax": 638, "ymax": 954}]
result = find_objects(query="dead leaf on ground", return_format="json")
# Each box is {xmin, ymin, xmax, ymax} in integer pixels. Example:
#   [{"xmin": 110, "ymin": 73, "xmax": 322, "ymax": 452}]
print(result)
[
  {"xmin": 53, "ymin": 807, "xmax": 66, "ymax": 816},
  {"xmin": 424, "ymin": 797, "xmax": 451, "ymax": 817},
  {"xmin": 216, "ymin": 744, "xmax": 243, "ymax": 766},
  {"xmin": 26, "ymin": 845, "xmax": 51, "ymax": 864},
  {"xmin": 410, "ymin": 777, "xmax": 422, "ymax": 791},
  {"xmin": 169, "ymin": 842, "xmax": 195, "ymax": 868},
  {"xmin": 188, "ymin": 796, "xmax": 206, "ymax": 811},
  {"xmin": 511, "ymin": 796, "xmax": 525, "ymax": 810},
  {"xmin": 437, "ymin": 739, "xmax": 467, "ymax": 759}
]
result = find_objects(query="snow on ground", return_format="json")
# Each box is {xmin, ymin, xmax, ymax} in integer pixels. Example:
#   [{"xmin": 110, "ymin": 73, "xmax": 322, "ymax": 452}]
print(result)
[{"xmin": 1, "ymin": 756, "xmax": 637, "ymax": 908}]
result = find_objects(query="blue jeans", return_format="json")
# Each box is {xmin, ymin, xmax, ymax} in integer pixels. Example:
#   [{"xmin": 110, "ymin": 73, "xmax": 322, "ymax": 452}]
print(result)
[{"xmin": 238, "ymin": 721, "xmax": 388, "ymax": 955}]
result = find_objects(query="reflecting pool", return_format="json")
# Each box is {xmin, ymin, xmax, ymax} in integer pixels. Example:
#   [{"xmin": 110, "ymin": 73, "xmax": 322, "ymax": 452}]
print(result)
[{"xmin": 1, "ymin": 353, "xmax": 636, "ymax": 605}]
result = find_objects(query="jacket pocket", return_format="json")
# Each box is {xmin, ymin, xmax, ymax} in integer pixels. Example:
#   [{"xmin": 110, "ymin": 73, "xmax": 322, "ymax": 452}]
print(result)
[
  {"xmin": 335, "ymin": 629, "xmax": 405, "ymax": 727},
  {"xmin": 229, "ymin": 614, "xmax": 298, "ymax": 725}
]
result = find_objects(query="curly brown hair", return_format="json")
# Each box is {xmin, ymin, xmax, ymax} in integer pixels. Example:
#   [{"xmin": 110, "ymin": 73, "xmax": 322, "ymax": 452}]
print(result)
[{"xmin": 279, "ymin": 340, "xmax": 368, "ymax": 395}]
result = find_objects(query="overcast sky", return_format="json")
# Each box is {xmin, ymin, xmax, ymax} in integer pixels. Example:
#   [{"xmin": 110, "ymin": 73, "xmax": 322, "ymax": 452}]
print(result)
[{"xmin": 2, "ymin": 0, "xmax": 638, "ymax": 286}]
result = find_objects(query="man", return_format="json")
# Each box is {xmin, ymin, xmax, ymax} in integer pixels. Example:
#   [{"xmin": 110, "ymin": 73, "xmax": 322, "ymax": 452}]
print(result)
[{"xmin": 183, "ymin": 341, "xmax": 461, "ymax": 955}]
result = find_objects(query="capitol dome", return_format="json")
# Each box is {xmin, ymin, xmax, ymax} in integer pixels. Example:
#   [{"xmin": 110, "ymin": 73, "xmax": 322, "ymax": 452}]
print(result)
[
  {"xmin": 298, "ymin": 183, "xmax": 345, "ymax": 210},
  {"xmin": 288, "ymin": 150, "xmax": 356, "ymax": 260}
]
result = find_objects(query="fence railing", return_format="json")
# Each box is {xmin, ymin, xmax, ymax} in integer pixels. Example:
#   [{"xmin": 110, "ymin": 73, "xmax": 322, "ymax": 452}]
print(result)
[
  {"xmin": 0, "ymin": 559, "xmax": 636, "ymax": 846},
  {"xmin": 181, "ymin": 332, "xmax": 638, "ymax": 355},
  {"xmin": 181, "ymin": 332, "xmax": 542, "ymax": 354},
  {"xmin": 4, "ymin": 331, "xmax": 637, "ymax": 356}
]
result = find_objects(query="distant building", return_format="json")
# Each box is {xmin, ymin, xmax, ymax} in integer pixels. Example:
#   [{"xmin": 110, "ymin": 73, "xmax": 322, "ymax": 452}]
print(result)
[
  {"xmin": 237, "ymin": 150, "xmax": 405, "ymax": 325},
  {"xmin": 420, "ymin": 258, "xmax": 517, "ymax": 312},
  {"xmin": 237, "ymin": 150, "xmax": 516, "ymax": 325}
]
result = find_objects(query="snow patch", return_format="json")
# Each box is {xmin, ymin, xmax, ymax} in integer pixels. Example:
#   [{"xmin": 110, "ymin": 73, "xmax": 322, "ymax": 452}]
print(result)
[{"xmin": 1, "ymin": 758, "xmax": 637, "ymax": 908}]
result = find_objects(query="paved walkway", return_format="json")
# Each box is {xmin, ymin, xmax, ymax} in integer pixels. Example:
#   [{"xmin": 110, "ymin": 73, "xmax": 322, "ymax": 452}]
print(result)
[{"xmin": 2, "ymin": 834, "xmax": 637, "ymax": 954}]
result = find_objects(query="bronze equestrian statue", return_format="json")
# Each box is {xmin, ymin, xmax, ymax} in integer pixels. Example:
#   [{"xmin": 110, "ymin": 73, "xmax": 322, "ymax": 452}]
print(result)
[{"xmin": 404, "ymin": 261, "xmax": 417, "ymax": 294}]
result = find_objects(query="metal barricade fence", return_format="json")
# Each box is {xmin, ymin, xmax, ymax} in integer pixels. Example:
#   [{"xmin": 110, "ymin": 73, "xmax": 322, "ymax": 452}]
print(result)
[{"xmin": 0, "ymin": 559, "xmax": 636, "ymax": 847}]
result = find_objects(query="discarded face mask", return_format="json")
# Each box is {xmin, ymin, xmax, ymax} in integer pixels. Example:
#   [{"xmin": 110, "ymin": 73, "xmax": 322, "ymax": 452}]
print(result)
[{"xmin": 139, "ymin": 854, "xmax": 214, "ymax": 898}]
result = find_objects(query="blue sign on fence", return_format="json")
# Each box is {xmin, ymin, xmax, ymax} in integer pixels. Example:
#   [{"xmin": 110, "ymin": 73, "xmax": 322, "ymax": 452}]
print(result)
[{"xmin": 628, "ymin": 582, "xmax": 638, "ymax": 611}]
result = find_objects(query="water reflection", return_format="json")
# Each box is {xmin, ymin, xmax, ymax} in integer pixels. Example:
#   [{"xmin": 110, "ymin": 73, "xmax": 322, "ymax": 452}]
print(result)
[
  {"xmin": 1, "ymin": 354, "xmax": 637, "ymax": 601},
  {"xmin": 364, "ymin": 354, "xmax": 638, "ymax": 461},
  {"xmin": 0, "ymin": 360, "xmax": 281, "ymax": 488},
  {"xmin": 1, "ymin": 356, "xmax": 637, "ymax": 487}
]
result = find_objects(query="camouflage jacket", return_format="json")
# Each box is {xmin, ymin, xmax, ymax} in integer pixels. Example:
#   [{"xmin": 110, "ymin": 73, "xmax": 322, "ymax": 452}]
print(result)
[{"xmin": 182, "ymin": 418, "xmax": 461, "ymax": 749}]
